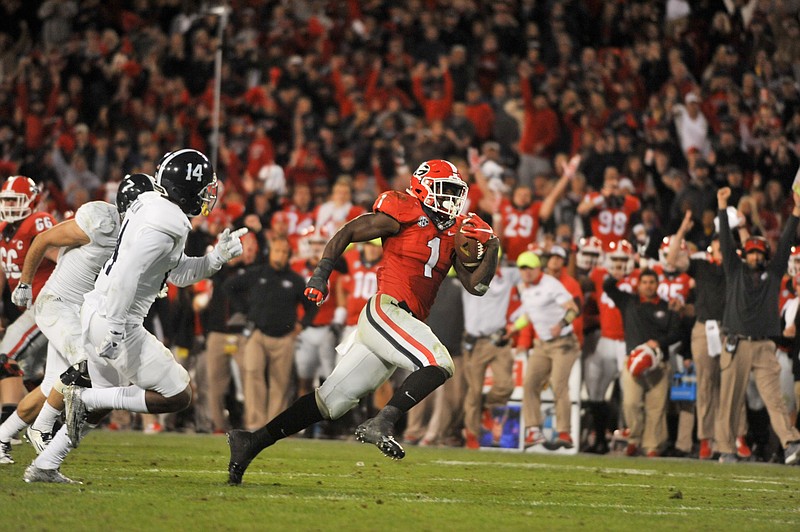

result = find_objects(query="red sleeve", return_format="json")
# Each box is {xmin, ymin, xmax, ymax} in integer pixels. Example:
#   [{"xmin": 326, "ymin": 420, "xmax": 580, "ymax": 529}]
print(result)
[
  {"xmin": 625, "ymin": 195, "xmax": 641, "ymax": 215},
  {"xmin": 442, "ymin": 70, "xmax": 453, "ymax": 111},
  {"xmin": 373, "ymin": 190, "xmax": 420, "ymax": 224},
  {"xmin": 520, "ymin": 75, "xmax": 534, "ymax": 112},
  {"xmin": 412, "ymin": 75, "xmax": 427, "ymax": 107},
  {"xmin": 365, "ymin": 67, "xmax": 380, "ymax": 103}
]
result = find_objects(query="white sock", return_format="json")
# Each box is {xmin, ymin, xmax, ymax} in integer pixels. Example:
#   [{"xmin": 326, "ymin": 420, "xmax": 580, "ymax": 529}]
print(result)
[
  {"xmin": 32, "ymin": 402, "xmax": 61, "ymax": 434},
  {"xmin": 82, "ymin": 386, "xmax": 149, "ymax": 413},
  {"xmin": 34, "ymin": 425, "xmax": 72, "ymax": 470},
  {"xmin": 0, "ymin": 411, "xmax": 28, "ymax": 443}
]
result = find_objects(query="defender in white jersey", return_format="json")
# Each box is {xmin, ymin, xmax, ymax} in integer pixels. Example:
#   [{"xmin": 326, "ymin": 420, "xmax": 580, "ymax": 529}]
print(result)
[
  {"xmin": 0, "ymin": 174, "xmax": 153, "ymax": 471},
  {"xmin": 29, "ymin": 150, "xmax": 246, "ymax": 483}
]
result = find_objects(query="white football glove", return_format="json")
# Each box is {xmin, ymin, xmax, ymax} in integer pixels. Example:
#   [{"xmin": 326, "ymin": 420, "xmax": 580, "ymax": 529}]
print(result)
[
  {"xmin": 210, "ymin": 227, "xmax": 248, "ymax": 267},
  {"xmin": 11, "ymin": 282, "xmax": 32, "ymax": 308},
  {"xmin": 97, "ymin": 330, "xmax": 124, "ymax": 360}
]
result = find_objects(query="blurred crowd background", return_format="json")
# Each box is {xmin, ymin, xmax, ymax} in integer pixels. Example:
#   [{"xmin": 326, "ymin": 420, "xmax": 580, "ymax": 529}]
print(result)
[{"xmin": 3, "ymin": 0, "xmax": 800, "ymax": 457}]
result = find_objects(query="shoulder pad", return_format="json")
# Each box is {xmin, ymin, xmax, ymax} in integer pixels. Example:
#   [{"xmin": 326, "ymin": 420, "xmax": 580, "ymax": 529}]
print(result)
[
  {"xmin": 75, "ymin": 201, "xmax": 119, "ymax": 238},
  {"xmin": 19, "ymin": 212, "xmax": 56, "ymax": 236},
  {"xmin": 133, "ymin": 192, "xmax": 190, "ymax": 238},
  {"xmin": 373, "ymin": 191, "xmax": 423, "ymax": 224}
]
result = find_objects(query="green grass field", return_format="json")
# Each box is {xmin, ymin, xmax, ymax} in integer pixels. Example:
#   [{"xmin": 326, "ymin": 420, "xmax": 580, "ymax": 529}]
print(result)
[{"xmin": 2, "ymin": 431, "xmax": 800, "ymax": 531}]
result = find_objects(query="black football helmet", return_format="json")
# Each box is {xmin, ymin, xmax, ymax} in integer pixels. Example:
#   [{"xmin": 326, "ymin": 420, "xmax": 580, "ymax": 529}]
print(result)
[
  {"xmin": 116, "ymin": 173, "xmax": 155, "ymax": 216},
  {"xmin": 153, "ymin": 149, "xmax": 218, "ymax": 217}
]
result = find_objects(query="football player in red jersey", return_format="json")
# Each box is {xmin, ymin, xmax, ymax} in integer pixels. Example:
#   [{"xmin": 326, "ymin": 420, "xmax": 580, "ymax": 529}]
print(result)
[
  {"xmin": 0, "ymin": 177, "xmax": 58, "ymax": 428},
  {"xmin": 228, "ymin": 159, "xmax": 499, "ymax": 484},
  {"xmin": 584, "ymin": 239, "xmax": 639, "ymax": 453},
  {"xmin": 577, "ymin": 169, "xmax": 641, "ymax": 251}
]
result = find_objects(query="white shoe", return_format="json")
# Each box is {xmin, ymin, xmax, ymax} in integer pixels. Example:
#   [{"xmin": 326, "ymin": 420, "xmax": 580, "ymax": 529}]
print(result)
[
  {"xmin": 26, "ymin": 426, "xmax": 52, "ymax": 455},
  {"xmin": 0, "ymin": 440, "xmax": 13, "ymax": 464},
  {"xmin": 63, "ymin": 385, "xmax": 87, "ymax": 447},
  {"xmin": 23, "ymin": 462, "xmax": 81, "ymax": 484}
]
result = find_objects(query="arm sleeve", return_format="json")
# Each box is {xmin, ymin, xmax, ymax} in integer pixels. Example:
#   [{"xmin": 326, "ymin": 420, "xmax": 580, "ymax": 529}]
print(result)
[
  {"xmin": 769, "ymin": 215, "xmax": 800, "ymax": 276},
  {"xmin": 718, "ymin": 208, "xmax": 738, "ymax": 277},
  {"xmin": 168, "ymin": 253, "xmax": 222, "ymax": 287},
  {"xmin": 602, "ymin": 275, "xmax": 630, "ymax": 313},
  {"xmin": 104, "ymin": 228, "xmax": 173, "ymax": 331},
  {"xmin": 657, "ymin": 310, "xmax": 684, "ymax": 356}
]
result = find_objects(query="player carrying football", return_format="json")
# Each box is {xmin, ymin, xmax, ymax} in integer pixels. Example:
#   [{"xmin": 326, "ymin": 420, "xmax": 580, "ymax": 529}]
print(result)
[{"xmin": 227, "ymin": 159, "xmax": 499, "ymax": 485}]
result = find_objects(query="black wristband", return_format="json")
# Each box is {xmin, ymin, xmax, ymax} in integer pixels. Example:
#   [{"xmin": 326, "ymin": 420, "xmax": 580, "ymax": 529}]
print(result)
[{"xmin": 314, "ymin": 257, "xmax": 335, "ymax": 280}]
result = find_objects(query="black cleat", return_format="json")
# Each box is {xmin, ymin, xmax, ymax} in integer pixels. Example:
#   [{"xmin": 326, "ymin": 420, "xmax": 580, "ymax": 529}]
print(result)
[
  {"xmin": 355, "ymin": 416, "xmax": 405, "ymax": 460},
  {"xmin": 227, "ymin": 430, "xmax": 260, "ymax": 485}
]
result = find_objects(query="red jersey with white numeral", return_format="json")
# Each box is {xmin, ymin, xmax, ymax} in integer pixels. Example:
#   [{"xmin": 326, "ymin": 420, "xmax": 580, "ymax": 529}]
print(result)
[
  {"xmin": 498, "ymin": 197, "xmax": 541, "ymax": 261},
  {"xmin": 584, "ymin": 193, "xmax": 641, "ymax": 251},
  {"xmin": 591, "ymin": 266, "xmax": 640, "ymax": 340},
  {"xmin": 780, "ymin": 276, "xmax": 793, "ymax": 313},
  {"xmin": 652, "ymin": 264, "xmax": 694, "ymax": 304},
  {"xmin": 341, "ymin": 247, "xmax": 382, "ymax": 326},
  {"xmin": 291, "ymin": 258, "xmax": 340, "ymax": 325},
  {"xmin": 374, "ymin": 190, "xmax": 461, "ymax": 321},
  {"xmin": 0, "ymin": 212, "xmax": 57, "ymax": 299},
  {"xmin": 277, "ymin": 205, "xmax": 315, "ymax": 254}
]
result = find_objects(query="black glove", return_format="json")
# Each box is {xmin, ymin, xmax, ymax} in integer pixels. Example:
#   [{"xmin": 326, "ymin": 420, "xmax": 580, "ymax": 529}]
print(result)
[
  {"xmin": 0, "ymin": 354, "xmax": 23, "ymax": 380},
  {"xmin": 304, "ymin": 258, "xmax": 335, "ymax": 305},
  {"xmin": 59, "ymin": 360, "xmax": 92, "ymax": 388}
]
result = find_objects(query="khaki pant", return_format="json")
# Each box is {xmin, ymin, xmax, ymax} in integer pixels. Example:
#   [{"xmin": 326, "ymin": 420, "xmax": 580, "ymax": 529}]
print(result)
[
  {"xmin": 463, "ymin": 338, "xmax": 514, "ymax": 435},
  {"xmin": 718, "ymin": 338, "xmax": 800, "ymax": 454},
  {"xmin": 404, "ymin": 359, "xmax": 467, "ymax": 443},
  {"xmin": 204, "ymin": 331, "xmax": 246, "ymax": 431},
  {"xmin": 621, "ymin": 362, "xmax": 671, "ymax": 452},
  {"xmin": 242, "ymin": 330, "xmax": 296, "ymax": 430},
  {"xmin": 691, "ymin": 321, "xmax": 747, "ymax": 445},
  {"xmin": 523, "ymin": 334, "xmax": 579, "ymax": 433}
]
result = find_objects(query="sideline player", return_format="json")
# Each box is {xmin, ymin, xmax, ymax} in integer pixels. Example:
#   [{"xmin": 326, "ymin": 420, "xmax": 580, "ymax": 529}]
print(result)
[
  {"xmin": 32, "ymin": 150, "xmax": 247, "ymax": 482},
  {"xmin": 0, "ymin": 174, "xmax": 153, "ymax": 469},
  {"xmin": 227, "ymin": 159, "xmax": 499, "ymax": 485},
  {"xmin": 0, "ymin": 176, "xmax": 58, "ymax": 455}
]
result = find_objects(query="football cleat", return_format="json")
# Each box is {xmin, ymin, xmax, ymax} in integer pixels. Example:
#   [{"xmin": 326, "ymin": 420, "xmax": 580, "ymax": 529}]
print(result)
[
  {"xmin": 63, "ymin": 385, "xmax": 87, "ymax": 447},
  {"xmin": 26, "ymin": 427, "xmax": 52, "ymax": 455},
  {"xmin": 0, "ymin": 440, "xmax": 13, "ymax": 464},
  {"xmin": 785, "ymin": 440, "xmax": 800, "ymax": 466},
  {"xmin": 23, "ymin": 462, "xmax": 81, "ymax": 484},
  {"xmin": 227, "ymin": 430, "xmax": 260, "ymax": 485},
  {"xmin": 355, "ymin": 416, "xmax": 405, "ymax": 460}
]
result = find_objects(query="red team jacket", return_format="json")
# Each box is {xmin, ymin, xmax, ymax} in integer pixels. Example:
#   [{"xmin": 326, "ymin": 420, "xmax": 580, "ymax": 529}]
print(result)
[{"xmin": 0, "ymin": 212, "xmax": 57, "ymax": 300}]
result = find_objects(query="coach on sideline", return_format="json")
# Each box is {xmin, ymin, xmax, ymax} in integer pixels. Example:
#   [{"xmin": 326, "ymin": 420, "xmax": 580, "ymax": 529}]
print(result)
[
  {"xmin": 716, "ymin": 187, "xmax": 800, "ymax": 464},
  {"xmin": 603, "ymin": 269, "xmax": 682, "ymax": 457}
]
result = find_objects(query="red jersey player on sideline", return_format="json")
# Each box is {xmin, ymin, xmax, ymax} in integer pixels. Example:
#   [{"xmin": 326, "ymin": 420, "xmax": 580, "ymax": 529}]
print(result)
[
  {"xmin": 0, "ymin": 176, "xmax": 58, "ymax": 427},
  {"xmin": 228, "ymin": 159, "xmax": 500, "ymax": 484},
  {"xmin": 577, "ymin": 170, "xmax": 641, "ymax": 251}
]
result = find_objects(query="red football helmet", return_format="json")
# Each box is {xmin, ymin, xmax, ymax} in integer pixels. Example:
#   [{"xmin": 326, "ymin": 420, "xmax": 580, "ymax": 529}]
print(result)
[
  {"xmin": 627, "ymin": 343, "xmax": 663, "ymax": 378},
  {"xmin": 743, "ymin": 236, "xmax": 770, "ymax": 259},
  {"xmin": 408, "ymin": 159, "xmax": 468, "ymax": 229},
  {"xmin": 789, "ymin": 246, "xmax": 800, "ymax": 277},
  {"xmin": 576, "ymin": 236, "xmax": 603, "ymax": 271},
  {"xmin": 606, "ymin": 239, "xmax": 635, "ymax": 277},
  {"xmin": 0, "ymin": 176, "xmax": 39, "ymax": 223}
]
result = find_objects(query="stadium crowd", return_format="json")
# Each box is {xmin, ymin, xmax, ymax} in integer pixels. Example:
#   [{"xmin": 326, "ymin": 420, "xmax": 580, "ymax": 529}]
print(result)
[{"xmin": 2, "ymin": 0, "xmax": 800, "ymax": 463}]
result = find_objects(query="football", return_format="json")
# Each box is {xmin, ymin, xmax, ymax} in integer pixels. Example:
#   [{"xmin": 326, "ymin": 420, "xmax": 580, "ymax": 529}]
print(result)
[{"xmin": 454, "ymin": 229, "xmax": 484, "ymax": 268}]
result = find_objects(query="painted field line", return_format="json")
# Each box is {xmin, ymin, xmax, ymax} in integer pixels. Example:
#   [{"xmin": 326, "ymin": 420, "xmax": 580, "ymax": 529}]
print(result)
[{"xmin": 433, "ymin": 460, "xmax": 800, "ymax": 484}]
